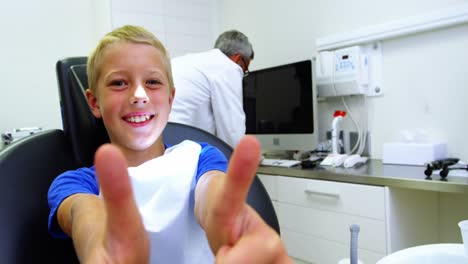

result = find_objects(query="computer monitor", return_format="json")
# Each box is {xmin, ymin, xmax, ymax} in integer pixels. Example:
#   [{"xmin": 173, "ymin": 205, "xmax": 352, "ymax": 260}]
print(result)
[{"xmin": 243, "ymin": 59, "xmax": 318, "ymax": 153}]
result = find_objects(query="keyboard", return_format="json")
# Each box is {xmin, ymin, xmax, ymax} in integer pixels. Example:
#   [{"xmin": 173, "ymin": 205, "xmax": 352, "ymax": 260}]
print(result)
[{"xmin": 260, "ymin": 158, "xmax": 301, "ymax": 168}]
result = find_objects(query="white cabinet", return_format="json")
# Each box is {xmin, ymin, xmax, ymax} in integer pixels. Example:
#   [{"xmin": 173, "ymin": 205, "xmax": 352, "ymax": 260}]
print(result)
[{"xmin": 258, "ymin": 174, "xmax": 442, "ymax": 264}]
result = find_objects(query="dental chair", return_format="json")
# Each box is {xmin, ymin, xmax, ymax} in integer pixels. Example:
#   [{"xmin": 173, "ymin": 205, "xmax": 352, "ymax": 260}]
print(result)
[
  {"xmin": 0, "ymin": 130, "xmax": 79, "ymax": 263},
  {"xmin": 1, "ymin": 56, "xmax": 282, "ymax": 263}
]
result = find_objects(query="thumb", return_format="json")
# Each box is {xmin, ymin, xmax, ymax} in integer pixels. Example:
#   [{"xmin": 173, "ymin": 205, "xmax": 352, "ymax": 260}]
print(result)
[
  {"xmin": 218, "ymin": 136, "xmax": 261, "ymax": 240},
  {"xmin": 94, "ymin": 144, "xmax": 143, "ymax": 239}
]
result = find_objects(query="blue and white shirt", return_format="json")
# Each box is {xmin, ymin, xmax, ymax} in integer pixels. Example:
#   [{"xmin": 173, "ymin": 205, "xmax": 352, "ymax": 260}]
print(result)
[{"xmin": 48, "ymin": 140, "xmax": 228, "ymax": 263}]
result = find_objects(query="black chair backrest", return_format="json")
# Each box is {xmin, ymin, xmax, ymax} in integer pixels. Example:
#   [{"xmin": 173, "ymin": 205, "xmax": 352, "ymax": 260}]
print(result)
[
  {"xmin": 56, "ymin": 57, "xmax": 110, "ymax": 167},
  {"xmin": 56, "ymin": 57, "xmax": 280, "ymax": 234},
  {"xmin": 0, "ymin": 130, "xmax": 79, "ymax": 263}
]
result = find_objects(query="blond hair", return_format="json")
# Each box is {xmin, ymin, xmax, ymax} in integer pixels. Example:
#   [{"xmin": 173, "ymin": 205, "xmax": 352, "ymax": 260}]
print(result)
[{"xmin": 87, "ymin": 25, "xmax": 173, "ymax": 93}]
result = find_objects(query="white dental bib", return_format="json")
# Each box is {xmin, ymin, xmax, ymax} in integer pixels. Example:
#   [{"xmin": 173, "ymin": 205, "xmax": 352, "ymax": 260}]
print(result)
[{"xmin": 127, "ymin": 140, "xmax": 214, "ymax": 263}]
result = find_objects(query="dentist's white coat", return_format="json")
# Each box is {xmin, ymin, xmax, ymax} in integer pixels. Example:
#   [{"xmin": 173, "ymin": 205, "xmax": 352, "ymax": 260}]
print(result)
[{"xmin": 169, "ymin": 49, "xmax": 245, "ymax": 148}]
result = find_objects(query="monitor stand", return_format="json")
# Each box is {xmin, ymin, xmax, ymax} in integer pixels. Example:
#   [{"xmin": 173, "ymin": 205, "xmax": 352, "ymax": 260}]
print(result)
[{"xmin": 262, "ymin": 149, "xmax": 295, "ymax": 160}]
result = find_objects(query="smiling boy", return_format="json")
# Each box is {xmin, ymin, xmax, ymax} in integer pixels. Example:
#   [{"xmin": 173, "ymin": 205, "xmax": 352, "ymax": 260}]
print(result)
[{"xmin": 47, "ymin": 25, "xmax": 291, "ymax": 263}]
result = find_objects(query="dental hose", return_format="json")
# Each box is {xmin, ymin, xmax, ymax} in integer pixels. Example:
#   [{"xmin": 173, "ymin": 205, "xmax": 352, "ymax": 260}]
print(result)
[{"xmin": 350, "ymin": 224, "xmax": 360, "ymax": 264}]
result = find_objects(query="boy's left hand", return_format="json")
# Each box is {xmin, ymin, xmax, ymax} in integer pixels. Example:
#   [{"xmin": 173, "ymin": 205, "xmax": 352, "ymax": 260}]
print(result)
[{"xmin": 199, "ymin": 136, "xmax": 291, "ymax": 263}]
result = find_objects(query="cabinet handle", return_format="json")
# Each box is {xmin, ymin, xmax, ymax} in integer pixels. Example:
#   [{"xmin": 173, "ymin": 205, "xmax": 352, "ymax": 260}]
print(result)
[{"xmin": 304, "ymin": 188, "xmax": 340, "ymax": 199}]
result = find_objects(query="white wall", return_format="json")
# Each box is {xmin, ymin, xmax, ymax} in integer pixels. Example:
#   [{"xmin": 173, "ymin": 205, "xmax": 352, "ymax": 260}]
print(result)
[
  {"xmin": 2, "ymin": 1, "xmax": 468, "ymax": 161},
  {"xmin": 0, "ymin": 0, "xmax": 111, "ymax": 137},
  {"xmin": 217, "ymin": 0, "xmax": 468, "ymax": 161},
  {"xmin": 110, "ymin": 0, "xmax": 218, "ymax": 58},
  {"xmin": 0, "ymin": 0, "xmax": 216, "ymax": 147}
]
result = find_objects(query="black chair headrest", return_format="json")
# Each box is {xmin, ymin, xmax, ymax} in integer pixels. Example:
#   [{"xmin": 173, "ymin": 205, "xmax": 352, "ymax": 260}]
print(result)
[{"xmin": 56, "ymin": 57, "xmax": 110, "ymax": 167}]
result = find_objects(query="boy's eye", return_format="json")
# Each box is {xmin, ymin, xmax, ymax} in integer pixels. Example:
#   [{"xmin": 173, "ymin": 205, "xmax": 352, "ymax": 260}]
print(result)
[
  {"xmin": 111, "ymin": 80, "xmax": 126, "ymax": 86},
  {"xmin": 147, "ymin": 79, "xmax": 162, "ymax": 88}
]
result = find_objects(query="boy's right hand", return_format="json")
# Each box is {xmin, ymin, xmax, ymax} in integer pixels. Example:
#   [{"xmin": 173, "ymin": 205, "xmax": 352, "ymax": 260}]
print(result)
[{"xmin": 92, "ymin": 144, "xmax": 150, "ymax": 264}]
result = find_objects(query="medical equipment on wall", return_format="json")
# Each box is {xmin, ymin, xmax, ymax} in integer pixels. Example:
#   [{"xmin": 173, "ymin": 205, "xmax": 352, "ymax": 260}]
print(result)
[
  {"xmin": 315, "ymin": 44, "xmax": 381, "ymax": 163},
  {"xmin": 316, "ymin": 43, "xmax": 382, "ymax": 97}
]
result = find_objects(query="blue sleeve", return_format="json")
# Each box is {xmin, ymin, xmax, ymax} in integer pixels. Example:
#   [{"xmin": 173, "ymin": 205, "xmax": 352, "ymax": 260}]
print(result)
[
  {"xmin": 195, "ymin": 143, "xmax": 228, "ymax": 182},
  {"xmin": 47, "ymin": 167, "xmax": 99, "ymax": 238}
]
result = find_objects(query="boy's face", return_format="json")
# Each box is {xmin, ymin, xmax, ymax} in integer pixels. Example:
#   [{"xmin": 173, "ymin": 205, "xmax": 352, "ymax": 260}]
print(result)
[{"xmin": 87, "ymin": 42, "xmax": 175, "ymax": 152}]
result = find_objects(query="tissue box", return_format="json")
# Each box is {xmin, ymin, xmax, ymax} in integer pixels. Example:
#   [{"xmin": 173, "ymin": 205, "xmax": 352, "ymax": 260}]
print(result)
[{"xmin": 383, "ymin": 142, "xmax": 447, "ymax": 166}]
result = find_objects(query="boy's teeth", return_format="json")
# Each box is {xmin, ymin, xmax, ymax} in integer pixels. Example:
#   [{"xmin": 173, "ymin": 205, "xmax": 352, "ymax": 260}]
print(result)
[{"xmin": 126, "ymin": 114, "xmax": 149, "ymax": 123}]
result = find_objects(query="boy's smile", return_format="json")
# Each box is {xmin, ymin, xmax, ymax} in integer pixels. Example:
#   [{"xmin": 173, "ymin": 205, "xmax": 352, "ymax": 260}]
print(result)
[
  {"xmin": 87, "ymin": 42, "xmax": 175, "ymax": 161},
  {"xmin": 123, "ymin": 112, "xmax": 154, "ymax": 126}
]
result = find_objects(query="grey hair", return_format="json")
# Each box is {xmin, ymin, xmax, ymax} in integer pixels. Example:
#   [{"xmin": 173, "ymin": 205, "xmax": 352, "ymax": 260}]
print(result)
[{"xmin": 214, "ymin": 30, "xmax": 254, "ymax": 60}]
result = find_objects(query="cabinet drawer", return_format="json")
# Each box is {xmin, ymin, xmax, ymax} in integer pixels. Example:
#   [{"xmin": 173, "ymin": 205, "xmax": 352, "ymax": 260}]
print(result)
[
  {"xmin": 282, "ymin": 228, "xmax": 384, "ymax": 264},
  {"xmin": 258, "ymin": 174, "xmax": 278, "ymax": 200},
  {"xmin": 277, "ymin": 176, "xmax": 385, "ymax": 219},
  {"xmin": 277, "ymin": 203, "xmax": 386, "ymax": 253}
]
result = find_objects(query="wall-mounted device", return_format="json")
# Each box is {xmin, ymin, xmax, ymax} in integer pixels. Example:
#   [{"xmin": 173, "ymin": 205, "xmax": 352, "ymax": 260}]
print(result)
[{"xmin": 316, "ymin": 43, "xmax": 382, "ymax": 97}]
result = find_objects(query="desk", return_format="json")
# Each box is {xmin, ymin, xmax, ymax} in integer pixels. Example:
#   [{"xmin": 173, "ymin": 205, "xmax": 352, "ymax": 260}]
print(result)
[
  {"xmin": 258, "ymin": 159, "xmax": 468, "ymax": 194},
  {"xmin": 258, "ymin": 160, "xmax": 468, "ymax": 264}
]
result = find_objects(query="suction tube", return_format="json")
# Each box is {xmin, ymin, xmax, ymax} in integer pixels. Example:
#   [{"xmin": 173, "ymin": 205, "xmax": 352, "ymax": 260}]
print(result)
[{"xmin": 350, "ymin": 224, "xmax": 360, "ymax": 264}]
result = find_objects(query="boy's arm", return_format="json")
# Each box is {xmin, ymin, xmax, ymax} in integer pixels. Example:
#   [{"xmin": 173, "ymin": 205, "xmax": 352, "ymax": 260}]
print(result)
[
  {"xmin": 56, "ymin": 144, "xmax": 149, "ymax": 264},
  {"xmin": 57, "ymin": 193, "xmax": 108, "ymax": 262},
  {"xmin": 195, "ymin": 136, "xmax": 291, "ymax": 263}
]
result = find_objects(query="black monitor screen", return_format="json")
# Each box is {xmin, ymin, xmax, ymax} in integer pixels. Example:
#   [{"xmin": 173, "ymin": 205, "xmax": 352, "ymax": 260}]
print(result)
[{"xmin": 243, "ymin": 60, "xmax": 314, "ymax": 134}]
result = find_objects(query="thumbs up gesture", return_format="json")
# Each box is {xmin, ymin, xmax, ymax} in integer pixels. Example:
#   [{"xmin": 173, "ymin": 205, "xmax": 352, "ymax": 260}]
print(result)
[{"xmin": 195, "ymin": 136, "xmax": 291, "ymax": 263}]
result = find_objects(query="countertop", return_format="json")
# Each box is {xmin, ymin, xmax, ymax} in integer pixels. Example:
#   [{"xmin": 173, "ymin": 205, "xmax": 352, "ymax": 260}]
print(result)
[{"xmin": 257, "ymin": 159, "xmax": 468, "ymax": 193}]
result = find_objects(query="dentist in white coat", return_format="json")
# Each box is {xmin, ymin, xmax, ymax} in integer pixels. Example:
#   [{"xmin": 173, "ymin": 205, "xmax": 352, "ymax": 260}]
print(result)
[{"xmin": 169, "ymin": 30, "xmax": 254, "ymax": 147}]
